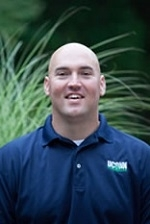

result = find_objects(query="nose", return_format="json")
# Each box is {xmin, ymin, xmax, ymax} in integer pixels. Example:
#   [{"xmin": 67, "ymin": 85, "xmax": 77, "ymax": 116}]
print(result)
[{"xmin": 68, "ymin": 73, "xmax": 81, "ymax": 90}]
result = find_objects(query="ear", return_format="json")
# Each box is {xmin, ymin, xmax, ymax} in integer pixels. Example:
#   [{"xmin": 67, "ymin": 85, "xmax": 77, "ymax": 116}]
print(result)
[
  {"xmin": 44, "ymin": 76, "xmax": 50, "ymax": 96},
  {"xmin": 99, "ymin": 74, "xmax": 106, "ymax": 96}
]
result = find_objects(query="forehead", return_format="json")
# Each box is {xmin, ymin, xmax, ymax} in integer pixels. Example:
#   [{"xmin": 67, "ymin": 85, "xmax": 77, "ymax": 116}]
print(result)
[{"xmin": 49, "ymin": 44, "xmax": 100, "ymax": 72}]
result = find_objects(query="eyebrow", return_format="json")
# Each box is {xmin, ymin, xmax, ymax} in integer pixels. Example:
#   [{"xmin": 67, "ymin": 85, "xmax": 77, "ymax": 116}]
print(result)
[
  {"xmin": 55, "ymin": 67, "xmax": 69, "ymax": 71},
  {"xmin": 55, "ymin": 66, "xmax": 93, "ymax": 71}
]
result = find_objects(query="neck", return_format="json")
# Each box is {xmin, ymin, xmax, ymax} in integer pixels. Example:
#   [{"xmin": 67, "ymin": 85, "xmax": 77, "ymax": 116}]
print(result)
[{"xmin": 51, "ymin": 113, "xmax": 100, "ymax": 140}]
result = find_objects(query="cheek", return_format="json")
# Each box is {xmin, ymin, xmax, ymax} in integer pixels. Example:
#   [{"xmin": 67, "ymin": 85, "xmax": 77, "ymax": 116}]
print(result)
[
  {"xmin": 50, "ymin": 84, "xmax": 64, "ymax": 98},
  {"xmin": 89, "ymin": 83, "xmax": 101, "ymax": 98}
]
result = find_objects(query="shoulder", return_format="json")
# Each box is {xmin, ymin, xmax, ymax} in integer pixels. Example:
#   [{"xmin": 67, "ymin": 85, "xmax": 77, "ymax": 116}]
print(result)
[
  {"xmin": 0, "ymin": 115, "xmax": 54, "ymax": 164},
  {"xmin": 110, "ymin": 125, "xmax": 149, "ymax": 148},
  {"xmin": 108, "ymin": 125, "xmax": 150, "ymax": 165},
  {"xmin": 0, "ymin": 127, "xmax": 43, "ymax": 159},
  {"xmin": 100, "ymin": 113, "xmax": 150, "ymax": 151}
]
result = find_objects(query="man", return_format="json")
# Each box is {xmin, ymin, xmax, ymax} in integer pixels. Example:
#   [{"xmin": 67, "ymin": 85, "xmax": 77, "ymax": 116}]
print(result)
[{"xmin": 0, "ymin": 43, "xmax": 150, "ymax": 224}]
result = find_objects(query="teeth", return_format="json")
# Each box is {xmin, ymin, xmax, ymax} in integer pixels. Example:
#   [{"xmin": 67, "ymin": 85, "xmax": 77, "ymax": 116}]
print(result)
[{"xmin": 68, "ymin": 94, "xmax": 81, "ymax": 99}]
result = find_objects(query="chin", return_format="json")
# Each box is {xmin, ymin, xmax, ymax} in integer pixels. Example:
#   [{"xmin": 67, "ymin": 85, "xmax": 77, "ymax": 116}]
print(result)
[{"xmin": 65, "ymin": 110, "xmax": 87, "ymax": 118}]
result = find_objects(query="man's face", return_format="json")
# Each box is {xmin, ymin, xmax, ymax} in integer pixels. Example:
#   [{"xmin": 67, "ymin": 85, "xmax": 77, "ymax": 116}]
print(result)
[{"xmin": 44, "ymin": 44, "xmax": 106, "ymax": 120}]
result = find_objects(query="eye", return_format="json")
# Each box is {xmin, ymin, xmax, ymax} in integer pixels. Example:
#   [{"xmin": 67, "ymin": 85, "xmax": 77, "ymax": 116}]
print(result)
[
  {"xmin": 82, "ymin": 72, "xmax": 90, "ymax": 75},
  {"xmin": 58, "ymin": 72, "xmax": 66, "ymax": 76},
  {"xmin": 80, "ymin": 69, "xmax": 92, "ymax": 77},
  {"xmin": 56, "ymin": 70, "xmax": 70, "ymax": 78}
]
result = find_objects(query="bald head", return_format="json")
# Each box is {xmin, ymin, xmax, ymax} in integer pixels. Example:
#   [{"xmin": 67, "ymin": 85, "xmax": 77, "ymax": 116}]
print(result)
[
  {"xmin": 48, "ymin": 42, "xmax": 101, "ymax": 75},
  {"xmin": 44, "ymin": 41, "xmax": 106, "ymax": 127}
]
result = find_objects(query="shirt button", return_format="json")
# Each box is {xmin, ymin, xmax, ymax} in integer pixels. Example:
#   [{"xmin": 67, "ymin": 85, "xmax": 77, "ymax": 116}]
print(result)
[{"xmin": 77, "ymin": 163, "xmax": 82, "ymax": 169}]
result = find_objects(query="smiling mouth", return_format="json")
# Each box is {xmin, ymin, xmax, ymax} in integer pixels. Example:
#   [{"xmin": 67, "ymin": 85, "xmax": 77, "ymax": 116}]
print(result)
[{"xmin": 66, "ymin": 94, "xmax": 84, "ymax": 99}]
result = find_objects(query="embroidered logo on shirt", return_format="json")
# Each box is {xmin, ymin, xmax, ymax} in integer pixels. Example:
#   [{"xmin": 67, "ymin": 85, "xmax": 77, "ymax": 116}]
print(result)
[{"xmin": 107, "ymin": 160, "xmax": 127, "ymax": 172}]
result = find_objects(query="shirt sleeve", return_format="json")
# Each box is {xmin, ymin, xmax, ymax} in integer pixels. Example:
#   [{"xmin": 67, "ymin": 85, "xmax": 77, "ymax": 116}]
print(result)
[
  {"xmin": 0, "ymin": 146, "xmax": 17, "ymax": 224},
  {"xmin": 140, "ymin": 144, "xmax": 150, "ymax": 224}
]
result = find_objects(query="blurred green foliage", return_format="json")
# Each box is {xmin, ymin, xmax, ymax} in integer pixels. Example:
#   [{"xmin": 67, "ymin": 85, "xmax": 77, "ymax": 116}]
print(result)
[
  {"xmin": 0, "ymin": 0, "xmax": 149, "ymax": 74},
  {"xmin": 0, "ymin": 0, "xmax": 42, "ymax": 34},
  {"xmin": 0, "ymin": 23, "xmax": 150, "ymax": 146},
  {"xmin": 0, "ymin": 1, "xmax": 150, "ymax": 145}
]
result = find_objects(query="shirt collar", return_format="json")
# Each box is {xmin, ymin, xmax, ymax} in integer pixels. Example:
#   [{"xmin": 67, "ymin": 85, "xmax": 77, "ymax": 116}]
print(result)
[
  {"xmin": 42, "ymin": 114, "xmax": 113, "ymax": 146},
  {"xmin": 42, "ymin": 115, "xmax": 61, "ymax": 146},
  {"xmin": 96, "ymin": 114, "xmax": 113, "ymax": 143}
]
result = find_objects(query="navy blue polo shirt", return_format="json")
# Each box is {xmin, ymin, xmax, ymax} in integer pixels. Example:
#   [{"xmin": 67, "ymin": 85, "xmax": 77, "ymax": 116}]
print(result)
[{"xmin": 0, "ymin": 114, "xmax": 150, "ymax": 224}]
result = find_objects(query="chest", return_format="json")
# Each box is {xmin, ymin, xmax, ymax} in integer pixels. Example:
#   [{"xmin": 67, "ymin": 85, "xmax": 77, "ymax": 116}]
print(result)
[{"xmin": 15, "ymin": 148, "xmax": 139, "ymax": 223}]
